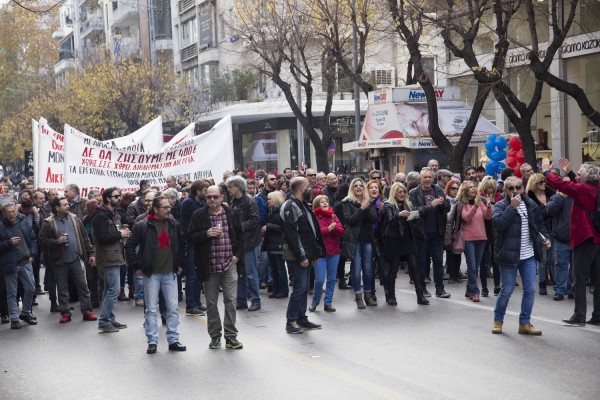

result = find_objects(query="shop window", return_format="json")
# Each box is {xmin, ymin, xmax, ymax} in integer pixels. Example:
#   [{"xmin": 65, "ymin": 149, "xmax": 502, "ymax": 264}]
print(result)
[{"xmin": 242, "ymin": 132, "xmax": 279, "ymax": 172}]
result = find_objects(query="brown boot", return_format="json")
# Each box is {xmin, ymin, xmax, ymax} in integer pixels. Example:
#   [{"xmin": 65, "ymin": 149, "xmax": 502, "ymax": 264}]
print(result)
[
  {"xmin": 117, "ymin": 288, "xmax": 129, "ymax": 301},
  {"xmin": 128, "ymin": 285, "xmax": 135, "ymax": 299},
  {"xmin": 355, "ymin": 294, "xmax": 366, "ymax": 309},
  {"xmin": 364, "ymin": 293, "xmax": 378, "ymax": 307}
]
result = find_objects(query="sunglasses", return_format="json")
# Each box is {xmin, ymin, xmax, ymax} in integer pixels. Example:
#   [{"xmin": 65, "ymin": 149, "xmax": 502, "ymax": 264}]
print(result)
[
  {"xmin": 206, "ymin": 195, "xmax": 220, "ymax": 200},
  {"xmin": 307, "ymin": 174, "xmax": 317, "ymax": 177},
  {"xmin": 353, "ymin": 184, "xmax": 364, "ymax": 188},
  {"xmin": 372, "ymin": 176, "xmax": 381, "ymax": 179},
  {"xmin": 450, "ymin": 187, "xmax": 459, "ymax": 190},
  {"xmin": 507, "ymin": 185, "xmax": 523, "ymax": 191},
  {"xmin": 538, "ymin": 181, "xmax": 546, "ymax": 184}
]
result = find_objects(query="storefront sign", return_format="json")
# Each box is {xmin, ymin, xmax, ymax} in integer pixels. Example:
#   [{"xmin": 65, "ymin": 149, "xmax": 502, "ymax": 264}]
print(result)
[
  {"xmin": 391, "ymin": 86, "xmax": 461, "ymax": 102},
  {"xmin": 561, "ymin": 32, "xmax": 600, "ymax": 58}
]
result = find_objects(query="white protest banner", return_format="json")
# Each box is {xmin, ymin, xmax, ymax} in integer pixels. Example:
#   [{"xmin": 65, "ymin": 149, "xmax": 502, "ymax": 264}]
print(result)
[
  {"xmin": 160, "ymin": 122, "xmax": 195, "ymax": 151},
  {"xmin": 64, "ymin": 115, "xmax": 234, "ymax": 197},
  {"xmin": 36, "ymin": 118, "xmax": 65, "ymax": 194},
  {"xmin": 34, "ymin": 117, "xmax": 164, "ymax": 193},
  {"xmin": 32, "ymin": 119, "xmax": 39, "ymax": 182}
]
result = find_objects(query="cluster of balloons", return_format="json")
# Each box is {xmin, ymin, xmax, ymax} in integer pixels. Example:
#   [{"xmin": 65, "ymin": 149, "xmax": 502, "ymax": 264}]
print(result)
[
  {"xmin": 485, "ymin": 134, "xmax": 507, "ymax": 176},
  {"xmin": 506, "ymin": 136, "xmax": 526, "ymax": 178}
]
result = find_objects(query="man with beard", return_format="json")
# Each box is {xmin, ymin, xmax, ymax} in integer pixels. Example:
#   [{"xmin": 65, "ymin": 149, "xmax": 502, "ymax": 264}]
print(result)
[
  {"xmin": 180, "ymin": 180, "xmax": 209, "ymax": 316},
  {"xmin": 187, "ymin": 186, "xmax": 244, "ymax": 349},
  {"xmin": 282, "ymin": 177, "xmax": 325, "ymax": 334},
  {"xmin": 92, "ymin": 187, "xmax": 131, "ymax": 332},
  {"xmin": 125, "ymin": 196, "xmax": 187, "ymax": 354}
]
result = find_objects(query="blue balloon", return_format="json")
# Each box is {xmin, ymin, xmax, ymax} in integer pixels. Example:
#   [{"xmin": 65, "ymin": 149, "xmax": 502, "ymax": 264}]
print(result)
[
  {"xmin": 485, "ymin": 142, "xmax": 496, "ymax": 153},
  {"xmin": 497, "ymin": 162, "xmax": 506, "ymax": 170},
  {"xmin": 496, "ymin": 150, "xmax": 507, "ymax": 160},
  {"xmin": 495, "ymin": 136, "xmax": 507, "ymax": 149},
  {"xmin": 486, "ymin": 163, "xmax": 496, "ymax": 176},
  {"xmin": 489, "ymin": 151, "xmax": 500, "ymax": 161}
]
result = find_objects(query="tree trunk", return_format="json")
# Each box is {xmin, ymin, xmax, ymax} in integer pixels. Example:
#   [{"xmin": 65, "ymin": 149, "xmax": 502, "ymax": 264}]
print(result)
[{"xmin": 516, "ymin": 120, "xmax": 538, "ymax": 169}]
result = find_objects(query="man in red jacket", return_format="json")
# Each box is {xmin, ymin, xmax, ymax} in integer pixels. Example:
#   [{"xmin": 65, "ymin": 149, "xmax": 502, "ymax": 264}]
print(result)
[{"xmin": 542, "ymin": 158, "xmax": 600, "ymax": 326}]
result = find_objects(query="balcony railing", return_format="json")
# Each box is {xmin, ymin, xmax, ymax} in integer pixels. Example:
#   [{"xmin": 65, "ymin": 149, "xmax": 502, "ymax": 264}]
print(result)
[
  {"xmin": 181, "ymin": 43, "xmax": 198, "ymax": 61},
  {"xmin": 179, "ymin": 0, "xmax": 195, "ymax": 14},
  {"xmin": 80, "ymin": 14, "xmax": 104, "ymax": 38}
]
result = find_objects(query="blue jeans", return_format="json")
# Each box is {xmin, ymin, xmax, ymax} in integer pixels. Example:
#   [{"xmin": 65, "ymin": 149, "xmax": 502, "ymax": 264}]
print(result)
[
  {"xmin": 268, "ymin": 252, "xmax": 288, "ymax": 295},
  {"xmin": 553, "ymin": 240, "xmax": 572, "ymax": 296},
  {"xmin": 312, "ymin": 254, "xmax": 340, "ymax": 306},
  {"xmin": 237, "ymin": 246, "xmax": 261, "ymax": 306},
  {"xmin": 538, "ymin": 237, "xmax": 556, "ymax": 283},
  {"xmin": 99, "ymin": 265, "xmax": 121, "ymax": 327},
  {"xmin": 4, "ymin": 263, "xmax": 35, "ymax": 321},
  {"xmin": 185, "ymin": 248, "xmax": 202, "ymax": 309},
  {"xmin": 494, "ymin": 257, "xmax": 537, "ymax": 324},
  {"xmin": 417, "ymin": 232, "xmax": 445, "ymax": 291},
  {"xmin": 286, "ymin": 260, "xmax": 310, "ymax": 323},
  {"xmin": 465, "ymin": 240, "xmax": 487, "ymax": 295},
  {"xmin": 143, "ymin": 273, "xmax": 180, "ymax": 345},
  {"xmin": 258, "ymin": 250, "xmax": 272, "ymax": 285},
  {"xmin": 352, "ymin": 242, "xmax": 373, "ymax": 294},
  {"xmin": 134, "ymin": 275, "xmax": 144, "ymax": 300}
]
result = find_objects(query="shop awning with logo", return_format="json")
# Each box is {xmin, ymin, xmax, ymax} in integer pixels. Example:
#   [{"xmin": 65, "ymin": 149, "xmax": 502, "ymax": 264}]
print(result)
[{"xmin": 343, "ymin": 100, "xmax": 502, "ymax": 152}]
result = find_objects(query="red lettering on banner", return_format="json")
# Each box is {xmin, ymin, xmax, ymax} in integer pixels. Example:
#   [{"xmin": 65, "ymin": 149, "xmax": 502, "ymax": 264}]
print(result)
[
  {"xmin": 52, "ymin": 140, "xmax": 64, "ymax": 151},
  {"xmin": 45, "ymin": 167, "xmax": 63, "ymax": 183},
  {"xmin": 82, "ymin": 147, "xmax": 94, "ymax": 157}
]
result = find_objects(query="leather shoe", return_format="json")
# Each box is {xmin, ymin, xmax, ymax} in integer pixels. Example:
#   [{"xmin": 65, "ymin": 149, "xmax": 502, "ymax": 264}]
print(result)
[
  {"xmin": 248, "ymin": 303, "xmax": 261, "ymax": 312},
  {"xmin": 308, "ymin": 303, "xmax": 317, "ymax": 312},
  {"xmin": 274, "ymin": 293, "xmax": 288, "ymax": 299},
  {"xmin": 562, "ymin": 317, "xmax": 585, "ymax": 326},
  {"xmin": 168, "ymin": 342, "xmax": 187, "ymax": 351},
  {"xmin": 19, "ymin": 314, "xmax": 37, "ymax": 325},
  {"xmin": 436, "ymin": 291, "xmax": 451, "ymax": 299},
  {"xmin": 147, "ymin": 344, "xmax": 157, "ymax": 354},
  {"xmin": 324, "ymin": 304, "xmax": 336, "ymax": 312},
  {"xmin": 338, "ymin": 281, "xmax": 352, "ymax": 290},
  {"xmin": 236, "ymin": 303, "xmax": 248, "ymax": 310},
  {"xmin": 586, "ymin": 318, "xmax": 600, "ymax": 326},
  {"xmin": 553, "ymin": 294, "xmax": 564, "ymax": 301}
]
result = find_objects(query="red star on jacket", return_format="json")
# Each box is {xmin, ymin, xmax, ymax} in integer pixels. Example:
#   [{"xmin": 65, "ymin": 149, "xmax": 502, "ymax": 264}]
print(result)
[{"xmin": 157, "ymin": 228, "xmax": 171, "ymax": 251}]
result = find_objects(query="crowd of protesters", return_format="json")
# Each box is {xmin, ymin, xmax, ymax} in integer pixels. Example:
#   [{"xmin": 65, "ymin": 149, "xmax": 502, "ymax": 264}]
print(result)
[{"xmin": 1, "ymin": 159, "xmax": 599, "ymax": 354}]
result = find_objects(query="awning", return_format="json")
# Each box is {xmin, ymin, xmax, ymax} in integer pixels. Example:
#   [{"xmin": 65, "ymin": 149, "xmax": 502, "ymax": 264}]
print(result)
[{"xmin": 343, "ymin": 100, "xmax": 502, "ymax": 152}]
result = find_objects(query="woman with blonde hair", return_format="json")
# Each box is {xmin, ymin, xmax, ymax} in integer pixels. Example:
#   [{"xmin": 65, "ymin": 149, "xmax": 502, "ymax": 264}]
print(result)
[
  {"xmin": 526, "ymin": 173, "xmax": 555, "ymax": 295},
  {"xmin": 261, "ymin": 191, "xmax": 289, "ymax": 299},
  {"xmin": 340, "ymin": 178, "xmax": 377, "ymax": 308},
  {"xmin": 309, "ymin": 195, "xmax": 345, "ymax": 312},
  {"xmin": 382, "ymin": 182, "xmax": 428, "ymax": 305},
  {"xmin": 478, "ymin": 176, "xmax": 500, "ymax": 295}
]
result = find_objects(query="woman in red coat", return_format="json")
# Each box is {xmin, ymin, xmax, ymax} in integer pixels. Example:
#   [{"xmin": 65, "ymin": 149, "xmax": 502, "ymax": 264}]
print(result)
[{"xmin": 309, "ymin": 195, "xmax": 345, "ymax": 312}]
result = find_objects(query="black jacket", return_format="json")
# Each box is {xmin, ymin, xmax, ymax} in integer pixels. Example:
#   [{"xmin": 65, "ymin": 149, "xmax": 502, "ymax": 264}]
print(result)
[
  {"xmin": 262, "ymin": 205, "xmax": 283, "ymax": 253},
  {"xmin": 340, "ymin": 198, "xmax": 377, "ymax": 245},
  {"xmin": 229, "ymin": 193, "xmax": 261, "ymax": 252},
  {"xmin": 125, "ymin": 200, "xmax": 146, "ymax": 227},
  {"xmin": 547, "ymin": 193, "xmax": 572, "ymax": 244},
  {"xmin": 92, "ymin": 204, "xmax": 125, "ymax": 267},
  {"xmin": 186, "ymin": 205, "xmax": 244, "ymax": 280},
  {"xmin": 281, "ymin": 195, "xmax": 325, "ymax": 262},
  {"xmin": 125, "ymin": 216, "xmax": 186, "ymax": 277},
  {"xmin": 0, "ymin": 214, "xmax": 38, "ymax": 274},
  {"xmin": 492, "ymin": 194, "xmax": 548, "ymax": 265},
  {"xmin": 409, "ymin": 184, "xmax": 450, "ymax": 237}
]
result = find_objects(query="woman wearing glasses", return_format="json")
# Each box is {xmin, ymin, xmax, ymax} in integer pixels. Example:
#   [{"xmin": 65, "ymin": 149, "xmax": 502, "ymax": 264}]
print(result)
[
  {"xmin": 526, "ymin": 173, "xmax": 555, "ymax": 295},
  {"xmin": 383, "ymin": 183, "xmax": 428, "ymax": 305},
  {"xmin": 340, "ymin": 178, "xmax": 377, "ymax": 308}
]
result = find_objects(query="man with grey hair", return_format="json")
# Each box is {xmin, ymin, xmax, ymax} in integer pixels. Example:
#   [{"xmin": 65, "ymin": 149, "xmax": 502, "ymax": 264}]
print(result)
[
  {"xmin": 394, "ymin": 172, "xmax": 406, "ymax": 184},
  {"xmin": 227, "ymin": 176, "xmax": 262, "ymax": 312},
  {"xmin": 0, "ymin": 202, "xmax": 38, "ymax": 329},
  {"xmin": 543, "ymin": 158, "xmax": 600, "ymax": 326},
  {"xmin": 436, "ymin": 169, "xmax": 453, "ymax": 192},
  {"xmin": 305, "ymin": 168, "xmax": 317, "ymax": 189},
  {"xmin": 405, "ymin": 171, "xmax": 420, "ymax": 191},
  {"xmin": 520, "ymin": 163, "xmax": 534, "ymax": 184},
  {"xmin": 427, "ymin": 159, "xmax": 440, "ymax": 173},
  {"xmin": 64, "ymin": 184, "xmax": 87, "ymax": 221},
  {"xmin": 492, "ymin": 176, "xmax": 549, "ymax": 335}
]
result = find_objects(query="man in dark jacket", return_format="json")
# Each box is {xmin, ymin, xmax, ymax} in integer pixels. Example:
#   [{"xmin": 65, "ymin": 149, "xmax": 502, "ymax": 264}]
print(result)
[
  {"xmin": 38, "ymin": 197, "xmax": 96, "ymax": 323},
  {"xmin": 187, "ymin": 185, "xmax": 244, "ymax": 350},
  {"xmin": 547, "ymin": 189, "xmax": 573, "ymax": 301},
  {"xmin": 0, "ymin": 202, "xmax": 38, "ymax": 329},
  {"xmin": 64, "ymin": 184, "xmax": 88, "ymax": 221},
  {"xmin": 282, "ymin": 177, "xmax": 325, "ymax": 334},
  {"xmin": 227, "ymin": 176, "xmax": 262, "ymax": 312},
  {"xmin": 125, "ymin": 195, "xmax": 187, "ymax": 354},
  {"xmin": 180, "ymin": 179, "xmax": 208, "ymax": 315},
  {"xmin": 543, "ymin": 158, "xmax": 600, "ymax": 326},
  {"xmin": 492, "ymin": 177, "xmax": 550, "ymax": 335},
  {"xmin": 92, "ymin": 187, "xmax": 131, "ymax": 333},
  {"xmin": 126, "ymin": 190, "xmax": 149, "ymax": 227},
  {"xmin": 409, "ymin": 167, "xmax": 451, "ymax": 299}
]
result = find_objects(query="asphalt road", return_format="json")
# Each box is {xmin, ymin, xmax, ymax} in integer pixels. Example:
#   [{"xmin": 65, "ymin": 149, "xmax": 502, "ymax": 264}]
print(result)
[{"xmin": 1, "ymin": 269, "xmax": 599, "ymax": 400}]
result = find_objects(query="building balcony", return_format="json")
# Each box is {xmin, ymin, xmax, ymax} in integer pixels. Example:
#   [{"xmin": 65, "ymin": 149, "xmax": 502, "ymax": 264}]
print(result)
[
  {"xmin": 178, "ymin": 0, "xmax": 195, "ymax": 14},
  {"xmin": 112, "ymin": 3, "xmax": 140, "ymax": 28},
  {"xmin": 181, "ymin": 43, "xmax": 198, "ymax": 62},
  {"xmin": 80, "ymin": 14, "xmax": 104, "ymax": 39},
  {"xmin": 115, "ymin": 37, "xmax": 141, "ymax": 59},
  {"xmin": 54, "ymin": 55, "xmax": 76, "ymax": 76},
  {"xmin": 52, "ymin": 26, "xmax": 73, "ymax": 40},
  {"xmin": 198, "ymin": 46, "xmax": 219, "ymax": 65}
]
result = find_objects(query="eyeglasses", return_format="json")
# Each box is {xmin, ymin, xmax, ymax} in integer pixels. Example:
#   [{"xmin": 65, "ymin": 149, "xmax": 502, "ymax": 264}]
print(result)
[
  {"xmin": 206, "ymin": 195, "xmax": 220, "ymax": 200},
  {"xmin": 307, "ymin": 174, "xmax": 317, "ymax": 177},
  {"xmin": 353, "ymin": 184, "xmax": 364, "ymax": 188},
  {"xmin": 507, "ymin": 185, "xmax": 523, "ymax": 191},
  {"xmin": 372, "ymin": 176, "xmax": 381, "ymax": 179},
  {"xmin": 268, "ymin": 178, "xmax": 277, "ymax": 181}
]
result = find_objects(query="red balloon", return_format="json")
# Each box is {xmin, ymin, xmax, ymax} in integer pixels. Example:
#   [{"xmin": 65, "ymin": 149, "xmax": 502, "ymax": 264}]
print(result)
[
  {"xmin": 508, "ymin": 148, "xmax": 518, "ymax": 157},
  {"xmin": 516, "ymin": 149, "xmax": 525, "ymax": 163},
  {"xmin": 514, "ymin": 166, "xmax": 522, "ymax": 178},
  {"xmin": 506, "ymin": 157, "xmax": 517, "ymax": 168},
  {"xmin": 509, "ymin": 136, "xmax": 522, "ymax": 150}
]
